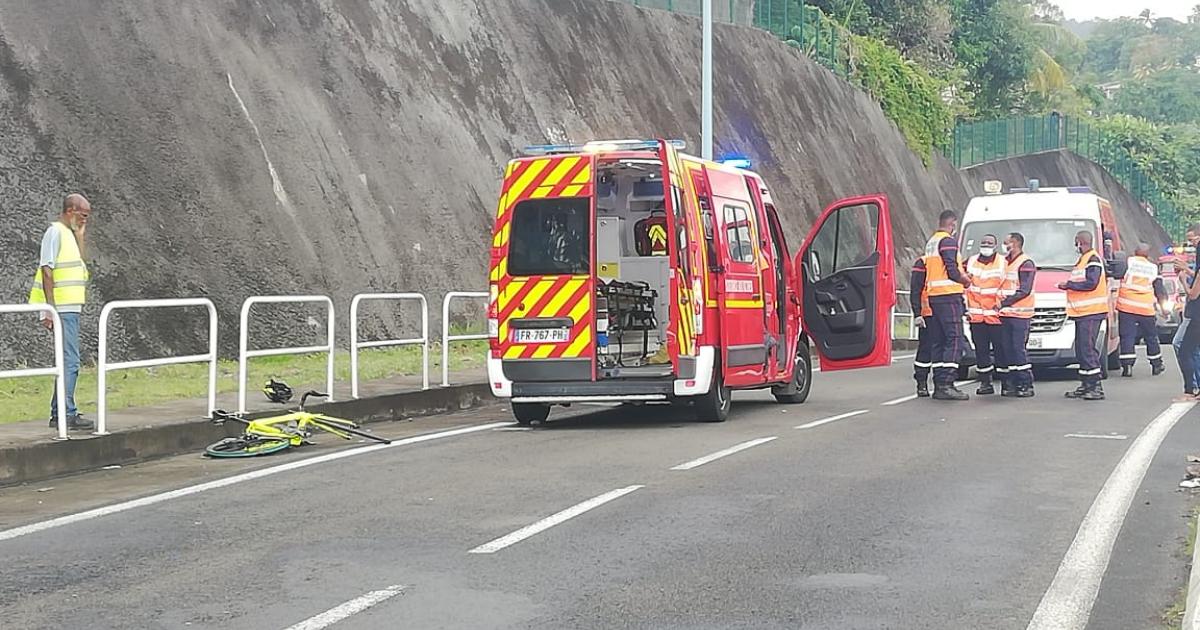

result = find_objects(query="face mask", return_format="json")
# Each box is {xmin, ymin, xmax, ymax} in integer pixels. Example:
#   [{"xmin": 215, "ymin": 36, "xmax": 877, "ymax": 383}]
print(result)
[
  {"xmin": 979, "ymin": 246, "xmax": 996, "ymax": 257},
  {"xmin": 1076, "ymin": 244, "xmax": 1084, "ymax": 254}
]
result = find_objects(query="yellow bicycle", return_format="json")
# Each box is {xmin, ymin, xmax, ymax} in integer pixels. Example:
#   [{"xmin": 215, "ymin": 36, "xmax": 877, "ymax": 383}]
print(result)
[{"xmin": 205, "ymin": 391, "xmax": 391, "ymax": 458}]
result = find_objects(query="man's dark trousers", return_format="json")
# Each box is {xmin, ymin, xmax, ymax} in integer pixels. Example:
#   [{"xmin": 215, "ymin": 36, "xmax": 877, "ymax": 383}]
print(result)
[
  {"xmin": 969, "ymin": 322, "xmax": 1002, "ymax": 384},
  {"xmin": 1118, "ymin": 311, "xmax": 1163, "ymax": 368},
  {"xmin": 928, "ymin": 296, "xmax": 966, "ymax": 386},
  {"xmin": 1000, "ymin": 317, "xmax": 1032, "ymax": 390},
  {"xmin": 914, "ymin": 323, "xmax": 933, "ymax": 385},
  {"xmin": 1073, "ymin": 313, "xmax": 1106, "ymax": 387}
]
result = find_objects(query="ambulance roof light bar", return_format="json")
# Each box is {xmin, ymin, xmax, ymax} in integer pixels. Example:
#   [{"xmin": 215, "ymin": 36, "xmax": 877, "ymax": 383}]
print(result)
[{"xmin": 522, "ymin": 139, "xmax": 685, "ymax": 156}]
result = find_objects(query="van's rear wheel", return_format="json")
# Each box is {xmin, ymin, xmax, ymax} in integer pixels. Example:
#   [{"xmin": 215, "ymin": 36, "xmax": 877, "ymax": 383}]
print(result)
[
  {"xmin": 773, "ymin": 343, "xmax": 812, "ymax": 404},
  {"xmin": 695, "ymin": 362, "xmax": 731, "ymax": 423},
  {"xmin": 512, "ymin": 402, "xmax": 550, "ymax": 426}
]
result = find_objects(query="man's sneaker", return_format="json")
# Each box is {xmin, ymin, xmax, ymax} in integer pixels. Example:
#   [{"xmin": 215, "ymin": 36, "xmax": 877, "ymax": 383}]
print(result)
[
  {"xmin": 66, "ymin": 414, "xmax": 93, "ymax": 430},
  {"xmin": 916, "ymin": 382, "xmax": 931, "ymax": 398},
  {"xmin": 1121, "ymin": 365, "xmax": 1133, "ymax": 377},
  {"xmin": 1082, "ymin": 386, "xmax": 1105, "ymax": 401},
  {"xmin": 933, "ymin": 385, "xmax": 969, "ymax": 401},
  {"xmin": 977, "ymin": 383, "xmax": 995, "ymax": 395},
  {"xmin": 1152, "ymin": 363, "xmax": 1166, "ymax": 376},
  {"xmin": 1065, "ymin": 385, "xmax": 1088, "ymax": 399}
]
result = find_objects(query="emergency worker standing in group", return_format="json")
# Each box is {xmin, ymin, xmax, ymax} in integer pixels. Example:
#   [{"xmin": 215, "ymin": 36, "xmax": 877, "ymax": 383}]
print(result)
[{"xmin": 924, "ymin": 210, "xmax": 972, "ymax": 401}]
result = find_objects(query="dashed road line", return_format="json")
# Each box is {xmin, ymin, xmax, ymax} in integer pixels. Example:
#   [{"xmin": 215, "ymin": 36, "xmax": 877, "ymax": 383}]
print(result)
[
  {"xmin": 669, "ymin": 437, "xmax": 779, "ymax": 471},
  {"xmin": 283, "ymin": 584, "xmax": 406, "ymax": 630},
  {"xmin": 794, "ymin": 409, "xmax": 870, "ymax": 430},
  {"xmin": 469, "ymin": 485, "xmax": 644, "ymax": 554},
  {"xmin": 881, "ymin": 380, "xmax": 976, "ymax": 406},
  {"xmin": 1026, "ymin": 401, "xmax": 1196, "ymax": 630},
  {"xmin": 1064, "ymin": 433, "xmax": 1129, "ymax": 440}
]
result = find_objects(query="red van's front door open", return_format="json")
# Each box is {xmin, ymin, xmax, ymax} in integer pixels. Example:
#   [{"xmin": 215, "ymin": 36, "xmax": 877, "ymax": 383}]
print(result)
[{"xmin": 797, "ymin": 194, "xmax": 895, "ymax": 371}]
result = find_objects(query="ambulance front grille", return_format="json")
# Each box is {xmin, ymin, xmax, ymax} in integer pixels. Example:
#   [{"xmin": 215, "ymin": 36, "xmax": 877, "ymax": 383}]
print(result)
[{"xmin": 1031, "ymin": 307, "xmax": 1067, "ymax": 333}]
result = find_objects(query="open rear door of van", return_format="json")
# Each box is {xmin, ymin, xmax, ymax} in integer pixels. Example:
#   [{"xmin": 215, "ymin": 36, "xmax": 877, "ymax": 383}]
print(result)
[{"xmin": 796, "ymin": 194, "xmax": 895, "ymax": 371}]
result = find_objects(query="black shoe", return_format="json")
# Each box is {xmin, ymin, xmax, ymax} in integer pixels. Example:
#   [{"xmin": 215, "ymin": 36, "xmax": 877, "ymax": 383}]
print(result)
[
  {"xmin": 1152, "ymin": 363, "xmax": 1166, "ymax": 376},
  {"xmin": 933, "ymin": 385, "xmax": 969, "ymax": 401},
  {"xmin": 1000, "ymin": 383, "xmax": 1018, "ymax": 397},
  {"xmin": 1016, "ymin": 387, "xmax": 1035, "ymax": 398},
  {"xmin": 66, "ymin": 414, "xmax": 93, "ymax": 430},
  {"xmin": 1065, "ymin": 385, "xmax": 1088, "ymax": 399},
  {"xmin": 916, "ymin": 382, "xmax": 930, "ymax": 398},
  {"xmin": 977, "ymin": 383, "xmax": 995, "ymax": 395},
  {"xmin": 1082, "ymin": 386, "xmax": 1105, "ymax": 401},
  {"xmin": 1121, "ymin": 365, "xmax": 1133, "ymax": 378}
]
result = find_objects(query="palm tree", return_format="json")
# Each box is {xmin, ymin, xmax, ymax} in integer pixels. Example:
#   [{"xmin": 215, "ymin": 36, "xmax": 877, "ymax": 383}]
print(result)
[{"xmin": 1139, "ymin": 8, "xmax": 1153, "ymax": 26}]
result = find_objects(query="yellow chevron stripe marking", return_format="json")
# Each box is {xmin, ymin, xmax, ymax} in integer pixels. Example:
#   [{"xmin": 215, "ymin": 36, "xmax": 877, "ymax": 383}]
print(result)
[
  {"xmin": 564, "ymin": 324, "xmax": 593, "ymax": 357},
  {"xmin": 571, "ymin": 163, "xmax": 592, "ymax": 185},
  {"xmin": 560, "ymin": 184, "xmax": 585, "ymax": 197},
  {"xmin": 538, "ymin": 157, "xmax": 579, "ymax": 189},
  {"xmin": 503, "ymin": 345, "xmax": 526, "ymax": 359},
  {"xmin": 531, "ymin": 345, "xmax": 557, "ymax": 359},
  {"xmin": 537, "ymin": 278, "xmax": 585, "ymax": 318},
  {"xmin": 503, "ymin": 159, "xmax": 550, "ymax": 212}
]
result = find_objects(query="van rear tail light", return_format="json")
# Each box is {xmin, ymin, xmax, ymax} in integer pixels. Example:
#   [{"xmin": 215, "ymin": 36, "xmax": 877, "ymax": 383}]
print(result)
[{"xmin": 488, "ymin": 284, "xmax": 500, "ymax": 357}]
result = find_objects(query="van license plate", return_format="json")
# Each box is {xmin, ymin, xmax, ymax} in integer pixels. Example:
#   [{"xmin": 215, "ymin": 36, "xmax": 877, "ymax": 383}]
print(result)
[
  {"xmin": 1028, "ymin": 336, "xmax": 1043, "ymax": 349},
  {"xmin": 515, "ymin": 328, "xmax": 570, "ymax": 343}
]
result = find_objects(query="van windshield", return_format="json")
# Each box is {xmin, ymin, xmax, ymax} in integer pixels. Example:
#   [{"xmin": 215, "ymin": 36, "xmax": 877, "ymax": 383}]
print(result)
[
  {"xmin": 508, "ymin": 197, "xmax": 591, "ymax": 276},
  {"xmin": 961, "ymin": 219, "xmax": 1097, "ymax": 269}
]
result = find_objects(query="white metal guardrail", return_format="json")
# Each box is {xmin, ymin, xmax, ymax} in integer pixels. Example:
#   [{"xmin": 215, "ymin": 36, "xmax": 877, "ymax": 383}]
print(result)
[
  {"xmin": 891, "ymin": 289, "xmax": 919, "ymax": 341},
  {"xmin": 2, "ymin": 304, "xmax": 67, "ymax": 440},
  {"xmin": 350, "ymin": 293, "xmax": 429, "ymax": 398},
  {"xmin": 441, "ymin": 291, "xmax": 488, "ymax": 387},
  {"xmin": 239, "ymin": 295, "xmax": 334, "ymax": 413},
  {"xmin": 97, "ymin": 298, "xmax": 218, "ymax": 436}
]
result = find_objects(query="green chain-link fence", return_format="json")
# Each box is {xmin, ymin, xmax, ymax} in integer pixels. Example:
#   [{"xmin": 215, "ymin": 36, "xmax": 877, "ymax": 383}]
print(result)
[{"xmin": 948, "ymin": 115, "xmax": 1184, "ymax": 240}]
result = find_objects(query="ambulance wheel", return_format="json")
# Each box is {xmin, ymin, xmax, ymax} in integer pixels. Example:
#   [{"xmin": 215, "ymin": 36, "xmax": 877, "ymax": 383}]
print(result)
[
  {"xmin": 695, "ymin": 363, "xmax": 731, "ymax": 423},
  {"xmin": 773, "ymin": 344, "xmax": 812, "ymax": 404},
  {"xmin": 511, "ymin": 402, "xmax": 550, "ymax": 426}
]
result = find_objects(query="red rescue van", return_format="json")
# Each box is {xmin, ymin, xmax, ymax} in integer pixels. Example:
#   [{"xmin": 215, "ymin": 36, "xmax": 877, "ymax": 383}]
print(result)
[{"xmin": 486, "ymin": 139, "xmax": 896, "ymax": 424}]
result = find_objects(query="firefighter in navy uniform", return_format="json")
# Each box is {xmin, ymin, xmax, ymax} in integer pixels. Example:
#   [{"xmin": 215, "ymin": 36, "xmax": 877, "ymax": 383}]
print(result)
[
  {"xmin": 924, "ymin": 210, "xmax": 972, "ymax": 401},
  {"xmin": 998, "ymin": 232, "xmax": 1037, "ymax": 397},
  {"xmin": 910, "ymin": 257, "xmax": 936, "ymax": 397},
  {"xmin": 1116, "ymin": 243, "xmax": 1168, "ymax": 377},
  {"xmin": 1059, "ymin": 230, "xmax": 1110, "ymax": 400},
  {"xmin": 963, "ymin": 234, "xmax": 1006, "ymax": 395}
]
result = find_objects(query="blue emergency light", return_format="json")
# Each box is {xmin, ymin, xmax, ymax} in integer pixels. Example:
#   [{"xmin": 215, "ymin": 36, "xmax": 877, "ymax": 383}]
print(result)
[
  {"xmin": 717, "ymin": 153, "xmax": 752, "ymax": 169},
  {"xmin": 522, "ymin": 139, "xmax": 685, "ymax": 156}
]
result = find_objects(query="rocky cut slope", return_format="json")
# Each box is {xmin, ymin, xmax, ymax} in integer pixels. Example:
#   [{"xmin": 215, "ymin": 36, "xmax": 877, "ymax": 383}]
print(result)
[{"xmin": 0, "ymin": 0, "xmax": 1166, "ymax": 361}]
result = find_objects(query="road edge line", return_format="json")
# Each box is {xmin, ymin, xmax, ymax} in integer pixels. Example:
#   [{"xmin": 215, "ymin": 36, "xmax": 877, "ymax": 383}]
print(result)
[
  {"xmin": 1027, "ymin": 401, "xmax": 1196, "ymax": 630},
  {"xmin": 1184, "ymin": 509, "xmax": 1200, "ymax": 630},
  {"xmin": 284, "ymin": 584, "xmax": 406, "ymax": 630}
]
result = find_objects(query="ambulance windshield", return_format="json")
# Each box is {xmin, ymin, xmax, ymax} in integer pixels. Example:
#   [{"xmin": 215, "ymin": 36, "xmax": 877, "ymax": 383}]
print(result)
[
  {"xmin": 961, "ymin": 218, "xmax": 1096, "ymax": 269},
  {"xmin": 508, "ymin": 197, "xmax": 591, "ymax": 276}
]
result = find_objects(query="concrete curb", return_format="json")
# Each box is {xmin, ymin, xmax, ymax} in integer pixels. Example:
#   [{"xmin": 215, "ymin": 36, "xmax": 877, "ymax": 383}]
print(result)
[
  {"xmin": 1184, "ymin": 510, "xmax": 1200, "ymax": 630},
  {"xmin": 0, "ymin": 383, "xmax": 493, "ymax": 488}
]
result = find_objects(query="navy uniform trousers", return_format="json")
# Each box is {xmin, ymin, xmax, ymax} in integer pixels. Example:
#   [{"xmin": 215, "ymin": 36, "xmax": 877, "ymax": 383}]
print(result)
[
  {"xmin": 913, "ymin": 323, "xmax": 935, "ymax": 384},
  {"xmin": 969, "ymin": 322, "xmax": 1004, "ymax": 384},
  {"xmin": 1000, "ymin": 317, "xmax": 1032, "ymax": 390},
  {"xmin": 1073, "ymin": 313, "xmax": 1106, "ymax": 386},
  {"xmin": 928, "ymin": 296, "xmax": 966, "ymax": 386},
  {"xmin": 1118, "ymin": 311, "xmax": 1163, "ymax": 368}
]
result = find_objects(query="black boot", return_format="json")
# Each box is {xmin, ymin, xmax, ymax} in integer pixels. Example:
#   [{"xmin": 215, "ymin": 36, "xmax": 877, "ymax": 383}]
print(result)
[
  {"xmin": 916, "ymin": 381, "xmax": 930, "ymax": 398},
  {"xmin": 1000, "ymin": 381, "xmax": 1018, "ymax": 397},
  {"xmin": 933, "ymin": 384, "xmax": 970, "ymax": 401},
  {"xmin": 1016, "ymin": 386, "xmax": 1035, "ymax": 398},
  {"xmin": 977, "ymin": 377, "xmax": 995, "ymax": 395},
  {"xmin": 1065, "ymin": 384, "xmax": 1088, "ymax": 399},
  {"xmin": 1120, "ymin": 364, "xmax": 1133, "ymax": 377},
  {"xmin": 1082, "ymin": 383, "xmax": 1105, "ymax": 400},
  {"xmin": 1152, "ymin": 362, "xmax": 1166, "ymax": 376}
]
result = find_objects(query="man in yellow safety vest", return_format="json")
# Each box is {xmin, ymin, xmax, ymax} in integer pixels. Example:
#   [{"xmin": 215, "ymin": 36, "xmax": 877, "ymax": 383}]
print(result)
[
  {"xmin": 29, "ymin": 194, "xmax": 94, "ymax": 431},
  {"xmin": 1116, "ymin": 243, "xmax": 1167, "ymax": 377}
]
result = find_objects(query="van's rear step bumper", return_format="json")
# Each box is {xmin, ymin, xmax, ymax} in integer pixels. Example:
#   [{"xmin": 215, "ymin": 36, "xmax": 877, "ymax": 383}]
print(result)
[{"xmin": 512, "ymin": 380, "xmax": 673, "ymax": 403}]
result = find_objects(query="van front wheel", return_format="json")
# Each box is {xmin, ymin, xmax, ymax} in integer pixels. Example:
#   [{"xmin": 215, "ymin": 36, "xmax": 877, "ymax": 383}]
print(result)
[
  {"xmin": 695, "ymin": 362, "xmax": 731, "ymax": 423},
  {"xmin": 773, "ymin": 343, "xmax": 812, "ymax": 404},
  {"xmin": 512, "ymin": 402, "xmax": 550, "ymax": 426}
]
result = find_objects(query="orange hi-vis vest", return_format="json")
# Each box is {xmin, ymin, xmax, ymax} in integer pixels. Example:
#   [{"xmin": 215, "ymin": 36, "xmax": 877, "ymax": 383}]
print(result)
[
  {"xmin": 1116, "ymin": 255, "xmax": 1158, "ymax": 316},
  {"xmin": 1066, "ymin": 249, "xmax": 1109, "ymax": 318},
  {"xmin": 923, "ymin": 230, "xmax": 963, "ymax": 297},
  {"xmin": 999, "ymin": 253, "xmax": 1035, "ymax": 319},
  {"xmin": 965, "ymin": 254, "xmax": 1005, "ymax": 324}
]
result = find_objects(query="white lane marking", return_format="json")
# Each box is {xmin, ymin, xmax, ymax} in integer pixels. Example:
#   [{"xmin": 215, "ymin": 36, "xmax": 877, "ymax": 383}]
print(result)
[
  {"xmin": 494, "ymin": 427, "xmax": 533, "ymax": 431},
  {"xmin": 669, "ymin": 437, "xmax": 778, "ymax": 471},
  {"xmin": 795, "ymin": 409, "xmax": 870, "ymax": 430},
  {"xmin": 1183, "ymin": 510, "xmax": 1200, "ymax": 629},
  {"xmin": 284, "ymin": 584, "xmax": 406, "ymax": 630},
  {"xmin": 1064, "ymin": 433, "xmax": 1129, "ymax": 440},
  {"xmin": 881, "ymin": 380, "xmax": 976, "ymax": 406},
  {"xmin": 892, "ymin": 353, "xmax": 916, "ymax": 361},
  {"xmin": 1027, "ymin": 401, "xmax": 1197, "ymax": 630},
  {"xmin": 0, "ymin": 422, "xmax": 513, "ymax": 544},
  {"xmin": 469, "ymin": 485, "xmax": 644, "ymax": 554}
]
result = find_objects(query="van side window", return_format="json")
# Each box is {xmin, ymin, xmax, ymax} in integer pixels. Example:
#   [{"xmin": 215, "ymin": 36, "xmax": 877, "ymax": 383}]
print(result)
[
  {"xmin": 508, "ymin": 197, "xmax": 591, "ymax": 276},
  {"xmin": 723, "ymin": 205, "xmax": 755, "ymax": 264},
  {"xmin": 809, "ymin": 203, "xmax": 878, "ymax": 277}
]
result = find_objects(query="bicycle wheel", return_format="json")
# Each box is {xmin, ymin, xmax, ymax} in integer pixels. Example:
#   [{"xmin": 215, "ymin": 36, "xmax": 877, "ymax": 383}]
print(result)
[{"xmin": 204, "ymin": 435, "xmax": 292, "ymax": 458}]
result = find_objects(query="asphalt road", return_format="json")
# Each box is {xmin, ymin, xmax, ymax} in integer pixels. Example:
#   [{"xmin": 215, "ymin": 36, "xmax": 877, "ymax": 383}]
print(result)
[{"xmin": 2, "ymin": 354, "xmax": 1199, "ymax": 630}]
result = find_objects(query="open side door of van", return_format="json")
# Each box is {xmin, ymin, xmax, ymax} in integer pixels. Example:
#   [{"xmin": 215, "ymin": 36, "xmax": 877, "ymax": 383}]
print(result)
[{"xmin": 796, "ymin": 194, "xmax": 895, "ymax": 371}]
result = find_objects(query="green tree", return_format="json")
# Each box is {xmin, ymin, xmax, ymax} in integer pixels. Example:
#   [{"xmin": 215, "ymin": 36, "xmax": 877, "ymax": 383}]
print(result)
[
  {"xmin": 1110, "ymin": 68, "xmax": 1200, "ymax": 124},
  {"xmin": 1082, "ymin": 18, "xmax": 1149, "ymax": 76},
  {"xmin": 950, "ymin": 0, "xmax": 1036, "ymax": 115}
]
